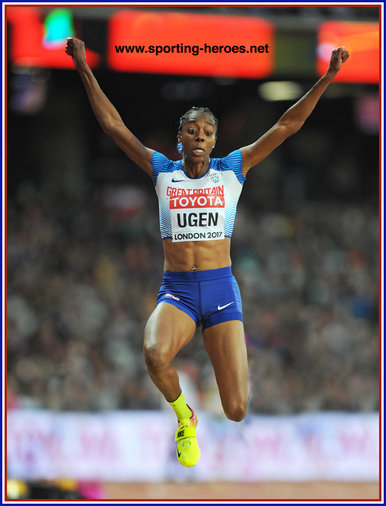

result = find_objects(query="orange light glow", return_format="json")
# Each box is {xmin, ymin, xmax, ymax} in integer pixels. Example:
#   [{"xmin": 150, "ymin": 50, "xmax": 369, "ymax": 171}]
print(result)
[
  {"xmin": 6, "ymin": 6, "xmax": 100, "ymax": 69},
  {"xmin": 107, "ymin": 10, "xmax": 274, "ymax": 78},
  {"xmin": 317, "ymin": 21, "xmax": 379, "ymax": 83}
]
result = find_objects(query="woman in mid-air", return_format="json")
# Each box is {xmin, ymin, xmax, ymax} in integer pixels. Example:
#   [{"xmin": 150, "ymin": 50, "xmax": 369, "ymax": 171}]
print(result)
[{"xmin": 66, "ymin": 38, "xmax": 349, "ymax": 467}]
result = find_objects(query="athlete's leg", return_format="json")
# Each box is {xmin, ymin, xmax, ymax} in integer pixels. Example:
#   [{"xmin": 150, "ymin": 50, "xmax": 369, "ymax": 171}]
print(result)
[
  {"xmin": 144, "ymin": 302, "xmax": 200, "ymax": 467},
  {"xmin": 202, "ymin": 320, "xmax": 249, "ymax": 422},
  {"xmin": 143, "ymin": 302, "xmax": 197, "ymax": 402}
]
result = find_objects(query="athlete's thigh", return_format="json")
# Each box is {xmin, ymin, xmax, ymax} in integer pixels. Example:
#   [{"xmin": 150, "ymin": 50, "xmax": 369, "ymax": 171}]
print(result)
[
  {"xmin": 144, "ymin": 302, "xmax": 197, "ymax": 362},
  {"xmin": 202, "ymin": 320, "xmax": 249, "ymax": 400}
]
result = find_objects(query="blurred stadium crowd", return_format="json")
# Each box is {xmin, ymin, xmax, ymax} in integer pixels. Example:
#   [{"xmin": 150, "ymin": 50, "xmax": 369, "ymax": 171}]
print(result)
[
  {"xmin": 6, "ymin": 183, "xmax": 378, "ymax": 414},
  {"xmin": 7, "ymin": 89, "xmax": 378, "ymax": 415}
]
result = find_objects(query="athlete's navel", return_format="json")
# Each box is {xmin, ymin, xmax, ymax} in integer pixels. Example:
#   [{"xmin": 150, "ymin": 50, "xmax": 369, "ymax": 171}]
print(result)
[{"xmin": 191, "ymin": 265, "xmax": 198, "ymax": 271}]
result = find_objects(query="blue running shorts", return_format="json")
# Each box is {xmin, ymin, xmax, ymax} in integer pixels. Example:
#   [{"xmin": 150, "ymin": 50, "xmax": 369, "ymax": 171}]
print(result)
[{"xmin": 156, "ymin": 266, "xmax": 243, "ymax": 329}]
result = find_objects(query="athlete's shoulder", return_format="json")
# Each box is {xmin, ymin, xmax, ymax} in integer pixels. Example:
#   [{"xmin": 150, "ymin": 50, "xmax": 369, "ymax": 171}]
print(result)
[
  {"xmin": 211, "ymin": 149, "xmax": 244, "ymax": 184},
  {"xmin": 152, "ymin": 151, "xmax": 182, "ymax": 183}
]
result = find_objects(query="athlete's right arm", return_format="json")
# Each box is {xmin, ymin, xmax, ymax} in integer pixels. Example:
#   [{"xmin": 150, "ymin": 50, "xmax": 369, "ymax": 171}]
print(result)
[{"xmin": 65, "ymin": 37, "xmax": 154, "ymax": 176}]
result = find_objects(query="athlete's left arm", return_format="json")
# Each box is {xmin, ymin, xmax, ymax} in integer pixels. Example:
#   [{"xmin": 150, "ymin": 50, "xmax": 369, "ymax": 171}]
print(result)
[{"xmin": 240, "ymin": 47, "xmax": 349, "ymax": 177}]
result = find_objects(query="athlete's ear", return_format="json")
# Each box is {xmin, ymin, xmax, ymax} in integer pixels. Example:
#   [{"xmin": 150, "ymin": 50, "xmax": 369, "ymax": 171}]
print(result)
[{"xmin": 177, "ymin": 132, "xmax": 182, "ymax": 143}]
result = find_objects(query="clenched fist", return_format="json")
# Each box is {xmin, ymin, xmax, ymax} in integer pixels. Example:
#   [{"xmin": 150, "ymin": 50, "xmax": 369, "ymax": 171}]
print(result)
[
  {"xmin": 65, "ymin": 37, "xmax": 87, "ymax": 69},
  {"xmin": 327, "ymin": 46, "xmax": 350, "ymax": 77}
]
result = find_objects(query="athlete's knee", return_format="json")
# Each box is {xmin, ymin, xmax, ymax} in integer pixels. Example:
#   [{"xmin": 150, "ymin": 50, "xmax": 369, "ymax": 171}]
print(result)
[
  {"xmin": 225, "ymin": 404, "xmax": 247, "ymax": 422},
  {"xmin": 223, "ymin": 395, "xmax": 249, "ymax": 422},
  {"xmin": 143, "ymin": 343, "xmax": 171, "ymax": 373}
]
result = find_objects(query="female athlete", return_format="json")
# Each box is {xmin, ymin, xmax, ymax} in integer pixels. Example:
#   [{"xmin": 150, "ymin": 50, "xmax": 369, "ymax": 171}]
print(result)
[{"xmin": 66, "ymin": 38, "xmax": 349, "ymax": 467}]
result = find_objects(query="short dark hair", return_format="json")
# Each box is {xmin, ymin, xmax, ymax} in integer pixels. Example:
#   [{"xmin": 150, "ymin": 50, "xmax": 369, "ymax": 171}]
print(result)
[{"xmin": 178, "ymin": 106, "xmax": 218, "ymax": 133}]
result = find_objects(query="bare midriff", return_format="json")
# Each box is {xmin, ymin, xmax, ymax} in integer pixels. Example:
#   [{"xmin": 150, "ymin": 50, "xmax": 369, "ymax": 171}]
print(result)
[{"xmin": 162, "ymin": 238, "xmax": 232, "ymax": 272}]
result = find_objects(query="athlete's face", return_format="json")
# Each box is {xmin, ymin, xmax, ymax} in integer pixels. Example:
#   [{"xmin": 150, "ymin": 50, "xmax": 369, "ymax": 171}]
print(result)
[{"xmin": 177, "ymin": 112, "xmax": 217, "ymax": 161}]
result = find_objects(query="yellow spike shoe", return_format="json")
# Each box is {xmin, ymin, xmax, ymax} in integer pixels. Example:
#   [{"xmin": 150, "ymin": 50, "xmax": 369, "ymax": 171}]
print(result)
[{"xmin": 175, "ymin": 408, "xmax": 200, "ymax": 467}]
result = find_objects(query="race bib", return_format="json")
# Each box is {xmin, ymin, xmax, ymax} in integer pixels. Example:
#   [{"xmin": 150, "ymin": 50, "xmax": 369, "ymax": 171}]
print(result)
[{"xmin": 167, "ymin": 186, "xmax": 225, "ymax": 242}]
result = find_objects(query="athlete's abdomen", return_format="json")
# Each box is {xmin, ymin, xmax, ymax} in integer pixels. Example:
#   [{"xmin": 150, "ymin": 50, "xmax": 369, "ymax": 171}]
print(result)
[{"xmin": 162, "ymin": 237, "xmax": 231, "ymax": 272}]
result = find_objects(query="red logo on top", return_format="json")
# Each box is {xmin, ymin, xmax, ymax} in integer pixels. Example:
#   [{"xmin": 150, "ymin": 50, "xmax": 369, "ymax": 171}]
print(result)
[
  {"xmin": 169, "ymin": 195, "xmax": 225, "ymax": 209},
  {"xmin": 167, "ymin": 185, "xmax": 225, "ymax": 209}
]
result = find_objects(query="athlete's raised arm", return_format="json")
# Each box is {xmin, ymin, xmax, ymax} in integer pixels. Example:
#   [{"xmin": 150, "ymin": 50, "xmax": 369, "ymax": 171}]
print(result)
[
  {"xmin": 65, "ymin": 37, "xmax": 154, "ymax": 176},
  {"xmin": 240, "ymin": 46, "xmax": 349, "ymax": 176}
]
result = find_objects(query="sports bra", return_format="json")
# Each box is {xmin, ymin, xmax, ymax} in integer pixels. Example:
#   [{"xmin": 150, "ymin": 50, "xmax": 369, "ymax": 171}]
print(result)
[{"xmin": 152, "ymin": 150, "xmax": 245, "ymax": 243}]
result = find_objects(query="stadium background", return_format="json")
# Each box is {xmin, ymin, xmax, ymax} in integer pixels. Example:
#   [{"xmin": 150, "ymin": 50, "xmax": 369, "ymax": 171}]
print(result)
[{"xmin": 6, "ymin": 3, "xmax": 380, "ymax": 502}]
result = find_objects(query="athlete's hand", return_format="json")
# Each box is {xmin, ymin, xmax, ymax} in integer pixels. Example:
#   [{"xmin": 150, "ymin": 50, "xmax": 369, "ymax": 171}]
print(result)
[
  {"xmin": 326, "ymin": 46, "xmax": 349, "ymax": 77},
  {"xmin": 65, "ymin": 36, "xmax": 87, "ymax": 69}
]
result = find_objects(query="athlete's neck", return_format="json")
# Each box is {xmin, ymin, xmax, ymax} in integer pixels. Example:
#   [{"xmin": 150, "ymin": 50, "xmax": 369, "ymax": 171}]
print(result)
[{"xmin": 182, "ymin": 158, "xmax": 210, "ymax": 178}]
